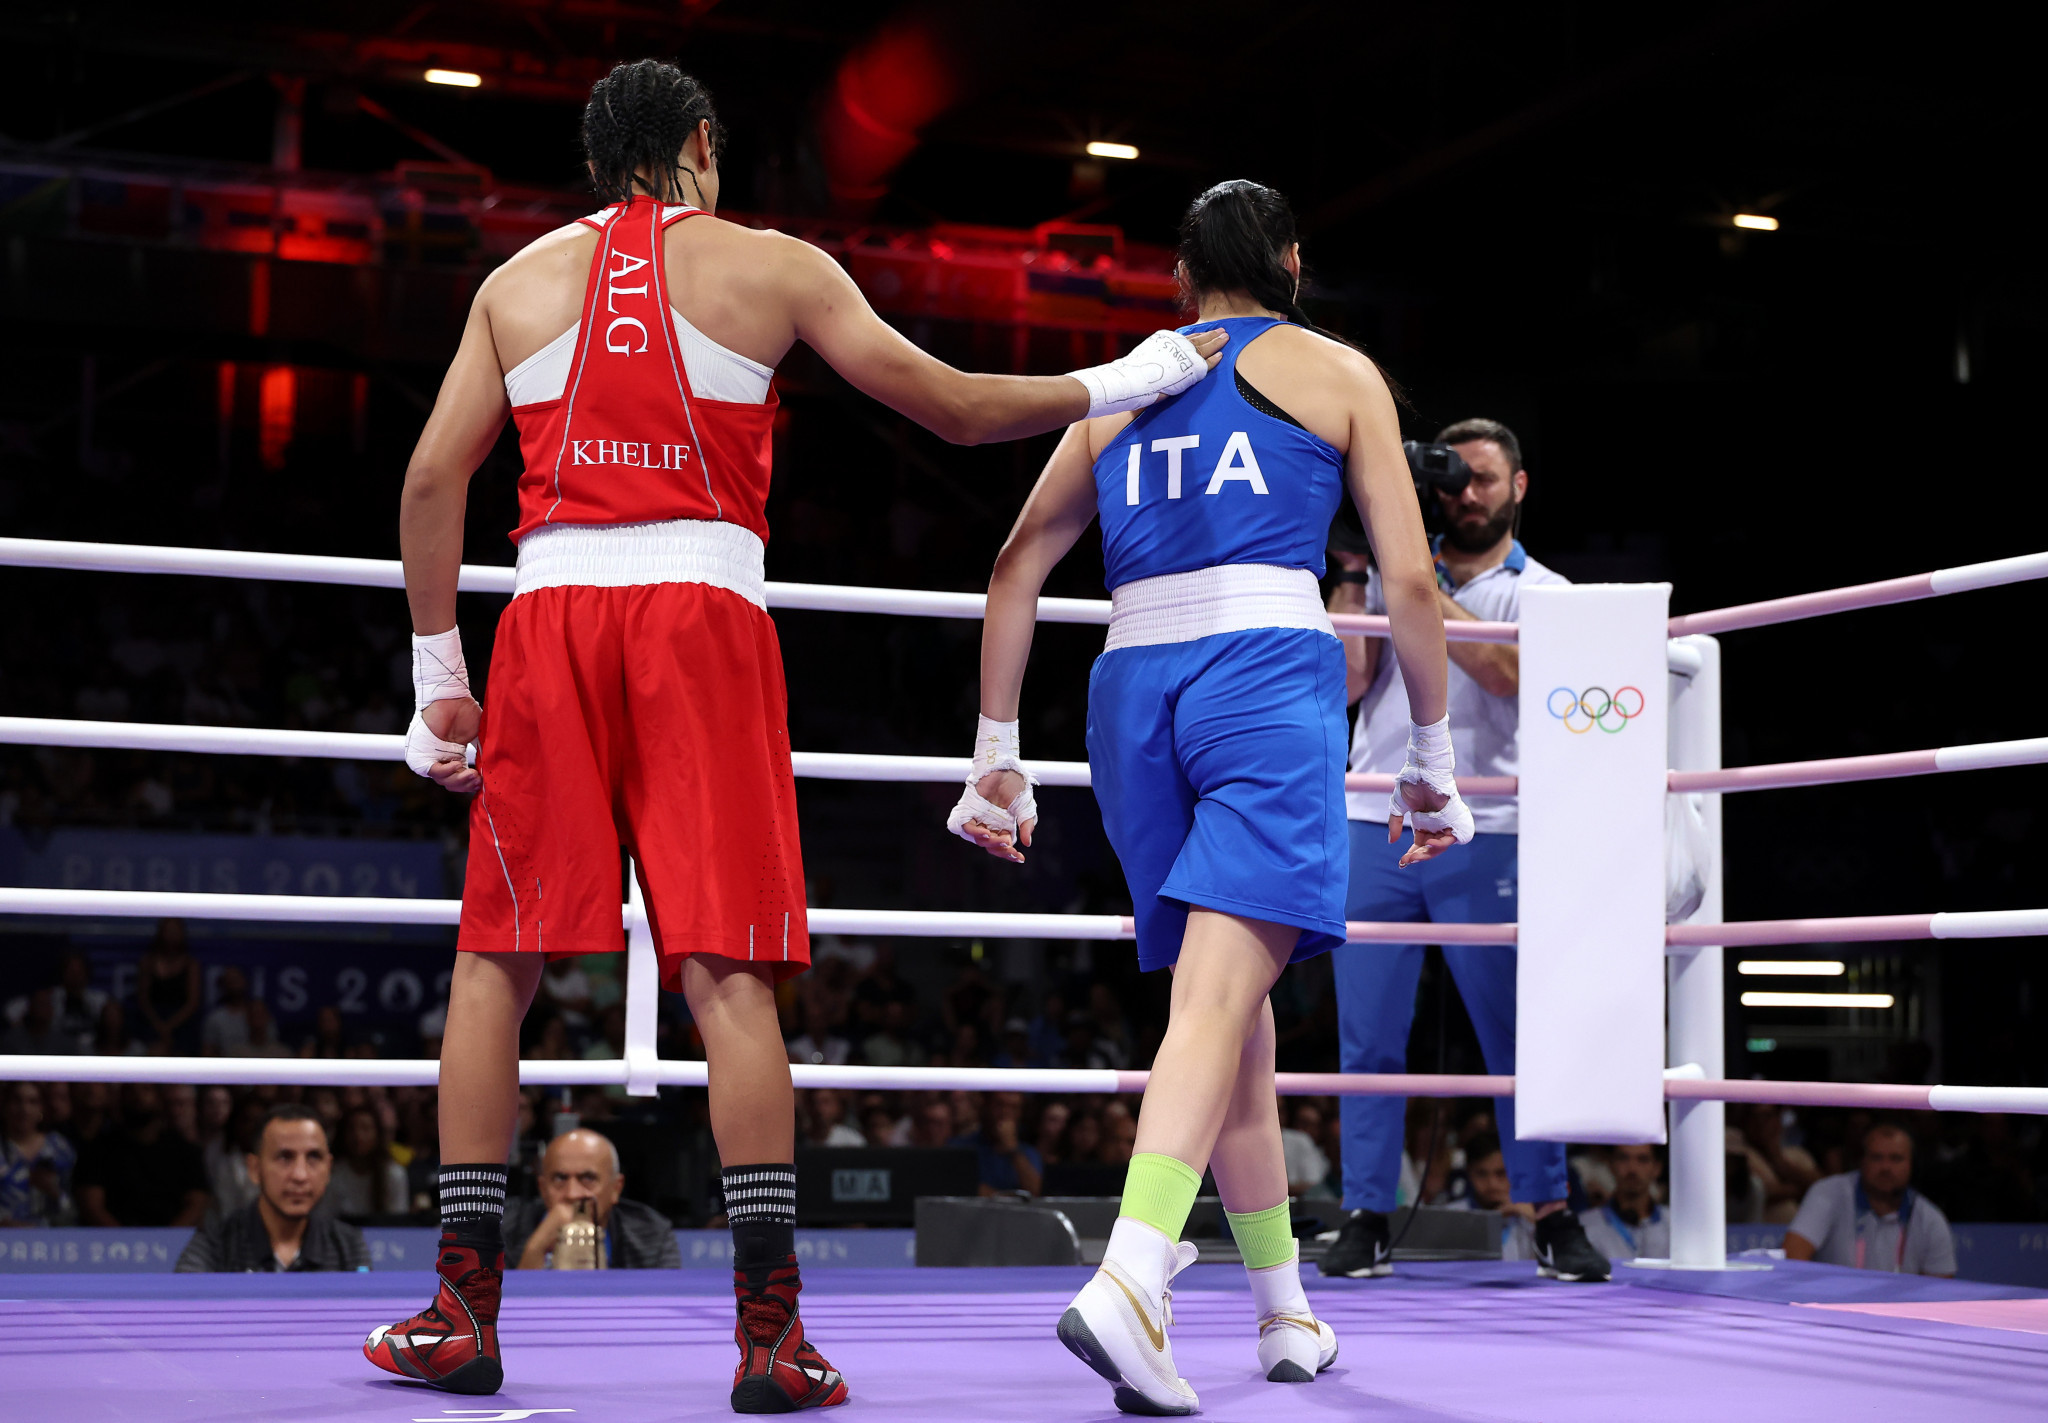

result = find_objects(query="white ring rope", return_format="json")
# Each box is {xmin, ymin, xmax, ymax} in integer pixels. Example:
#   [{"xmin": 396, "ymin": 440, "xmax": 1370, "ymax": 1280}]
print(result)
[
  {"xmin": 7, "ymin": 715, "xmax": 2038, "ymax": 800},
  {"xmin": 5, "ymin": 888, "xmax": 2045, "ymax": 953},
  {"xmin": 7, "ymin": 1052, "xmax": 2048, "ymax": 1116}
]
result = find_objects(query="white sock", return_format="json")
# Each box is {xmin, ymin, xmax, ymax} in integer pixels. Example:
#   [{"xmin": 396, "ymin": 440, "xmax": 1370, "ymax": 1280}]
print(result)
[{"xmin": 1246, "ymin": 1240, "xmax": 1312, "ymax": 1320}]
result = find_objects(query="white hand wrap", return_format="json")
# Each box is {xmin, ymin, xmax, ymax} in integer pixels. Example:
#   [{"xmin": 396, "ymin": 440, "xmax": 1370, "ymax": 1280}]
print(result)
[
  {"xmin": 1390, "ymin": 714, "xmax": 1475, "ymax": 844},
  {"xmin": 404, "ymin": 710, "xmax": 472, "ymax": 779},
  {"xmin": 405, "ymin": 628, "xmax": 475, "ymax": 779},
  {"xmin": 411, "ymin": 628, "xmax": 472, "ymax": 706},
  {"xmin": 1068, "ymin": 329, "xmax": 1207, "ymax": 418},
  {"xmin": 946, "ymin": 715, "xmax": 1040, "ymax": 844}
]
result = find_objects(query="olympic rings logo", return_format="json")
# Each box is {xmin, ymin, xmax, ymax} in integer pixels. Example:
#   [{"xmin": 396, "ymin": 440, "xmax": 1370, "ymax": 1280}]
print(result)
[{"xmin": 1546, "ymin": 685, "xmax": 1645, "ymax": 735}]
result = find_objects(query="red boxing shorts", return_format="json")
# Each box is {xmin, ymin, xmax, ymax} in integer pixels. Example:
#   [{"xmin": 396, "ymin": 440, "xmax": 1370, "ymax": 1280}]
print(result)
[{"xmin": 456, "ymin": 580, "xmax": 809, "ymax": 984}]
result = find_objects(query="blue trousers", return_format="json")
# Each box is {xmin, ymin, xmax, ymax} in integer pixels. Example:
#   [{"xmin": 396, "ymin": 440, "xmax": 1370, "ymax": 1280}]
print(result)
[{"xmin": 1333, "ymin": 822, "xmax": 1569, "ymax": 1212}]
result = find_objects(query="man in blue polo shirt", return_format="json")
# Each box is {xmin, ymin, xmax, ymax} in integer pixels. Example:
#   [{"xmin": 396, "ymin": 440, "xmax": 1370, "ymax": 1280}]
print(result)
[
  {"xmin": 1786, "ymin": 1124, "xmax": 1955, "ymax": 1276},
  {"xmin": 1321, "ymin": 417, "xmax": 1609, "ymax": 1284},
  {"xmin": 1582, "ymin": 1142, "xmax": 1670, "ymax": 1262}
]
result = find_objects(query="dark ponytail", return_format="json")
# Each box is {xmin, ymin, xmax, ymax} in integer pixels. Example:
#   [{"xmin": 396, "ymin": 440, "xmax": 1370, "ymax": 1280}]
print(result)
[
  {"xmin": 1177, "ymin": 178, "xmax": 1405, "ymax": 401},
  {"xmin": 1176, "ymin": 180, "xmax": 1315, "ymax": 328},
  {"xmin": 582, "ymin": 60, "xmax": 727, "ymax": 206}
]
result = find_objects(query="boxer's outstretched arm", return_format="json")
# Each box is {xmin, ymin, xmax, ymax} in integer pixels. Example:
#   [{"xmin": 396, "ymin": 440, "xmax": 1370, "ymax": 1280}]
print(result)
[
  {"xmin": 952, "ymin": 420, "xmax": 1104, "ymax": 863},
  {"xmin": 777, "ymin": 237, "xmax": 1224, "ymax": 446},
  {"xmin": 400, "ymin": 288, "xmax": 512, "ymax": 636}
]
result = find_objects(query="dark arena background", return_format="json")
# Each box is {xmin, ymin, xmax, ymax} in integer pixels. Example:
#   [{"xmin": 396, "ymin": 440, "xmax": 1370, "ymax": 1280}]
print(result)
[{"xmin": 1, "ymin": 4, "xmax": 2045, "ymax": 1421}]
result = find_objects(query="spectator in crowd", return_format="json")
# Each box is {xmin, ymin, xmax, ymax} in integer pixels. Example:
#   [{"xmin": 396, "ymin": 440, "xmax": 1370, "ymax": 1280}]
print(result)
[
  {"xmin": 1027, "ymin": 991, "xmax": 1069, "ymax": 1067},
  {"xmin": 538, "ymin": 957, "xmax": 595, "ymax": 1033},
  {"xmin": 1058, "ymin": 1011, "xmax": 1119, "ymax": 1071},
  {"xmin": 802, "ymin": 1089, "xmax": 866, "ymax": 1148},
  {"xmin": 909, "ymin": 1098, "xmax": 955, "ymax": 1150},
  {"xmin": 1447, "ymin": 1131, "xmax": 1537, "ymax": 1261},
  {"xmin": 175, "ymin": 1104, "xmax": 368, "ymax": 1272},
  {"xmin": 1731, "ymin": 1103, "xmax": 1820, "ymax": 1225},
  {"xmin": 301, "ymin": 1005, "xmax": 347, "ymax": 1058},
  {"xmin": 1086, "ymin": 984, "xmax": 1134, "ymax": 1071},
  {"xmin": 0, "ymin": 989, "xmax": 78, "ymax": 1056},
  {"xmin": 326, "ymin": 1105, "xmax": 408, "ymax": 1218},
  {"xmin": 1063, "ymin": 1110, "xmax": 1105, "ymax": 1166},
  {"xmin": 990, "ymin": 1018, "xmax": 1043, "ymax": 1071},
  {"xmin": 1283, "ymin": 1101, "xmax": 1335, "ymax": 1199},
  {"xmin": 231, "ymin": 999, "xmax": 291, "ymax": 1057},
  {"xmin": 52, "ymin": 953, "xmax": 109, "ymax": 1047},
  {"xmin": 201, "ymin": 1089, "xmax": 262, "ymax": 1223},
  {"xmin": 4, "ymin": 953, "xmax": 107, "ymax": 1050},
  {"xmin": 164, "ymin": 1082, "xmax": 200, "ymax": 1144},
  {"xmin": 964, "ymin": 1091, "xmax": 1043, "ymax": 1196},
  {"xmin": 1034, "ymin": 1100, "xmax": 1071, "ymax": 1167},
  {"xmin": 1582, "ymin": 1143, "xmax": 1668, "ymax": 1261},
  {"xmin": 859, "ymin": 1000, "xmax": 925, "ymax": 1069},
  {"xmin": 859, "ymin": 1096, "xmax": 908, "ymax": 1149},
  {"xmin": 74, "ymin": 1082, "xmax": 209, "ymax": 1226},
  {"xmin": 2, "ymin": 1081, "xmax": 77, "ymax": 1226},
  {"xmin": 1100, "ymin": 1099, "xmax": 1137, "ymax": 1166},
  {"xmin": 788, "ymin": 1000, "xmax": 851, "ymax": 1067},
  {"xmin": 61, "ymin": 1081, "xmax": 113, "ymax": 1147},
  {"xmin": 505, "ymin": 1128, "xmax": 680, "ymax": 1269},
  {"xmin": 92, "ymin": 1000, "xmax": 145, "ymax": 1057},
  {"xmin": 136, "ymin": 919, "xmax": 202, "ymax": 1056},
  {"xmin": 307, "ymin": 1087, "xmax": 343, "ymax": 1147},
  {"xmin": 1785, "ymin": 1123, "xmax": 1956, "ymax": 1277},
  {"xmin": 1398, "ymin": 1100, "xmax": 1458, "ymax": 1209},
  {"xmin": 200, "ymin": 966, "xmax": 254, "ymax": 1055}
]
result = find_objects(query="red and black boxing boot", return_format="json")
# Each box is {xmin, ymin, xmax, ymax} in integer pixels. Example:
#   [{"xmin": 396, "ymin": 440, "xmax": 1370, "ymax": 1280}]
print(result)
[
  {"xmin": 723, "ymin": 1163, "xmax": 846, "ymax": 1413},
  {"xmin": 365, "ymin": 1164, "xmax": 508, "ymax": 1394},
  {"xmin": 365, "ymin": 1232, "xmax": 504, "ymax": 1393},
  {"xmin": 730, "ymin": 1254, "xmax": 848, "ymax": 1413}
]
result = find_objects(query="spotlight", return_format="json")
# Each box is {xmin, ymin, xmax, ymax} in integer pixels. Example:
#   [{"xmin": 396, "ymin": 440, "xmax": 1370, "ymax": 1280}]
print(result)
[
  {"xmin": 1738, "ymin": 961, "xmax": 1845, "ymax": 976},
  {"xmin": 1740, "ymin": 992, "xmax": 1894, "ymax": 1009},
  {"xmin": 1085, "ymin": 141, "xmax": 1139, "ymax": 161},
  {"xmin": 425, "ymin": 69, "xmax": 483, "ymax": 88},
  {"xmin": 1732, "ymin": 213, "xmax": 1778, "ymax": 231}
]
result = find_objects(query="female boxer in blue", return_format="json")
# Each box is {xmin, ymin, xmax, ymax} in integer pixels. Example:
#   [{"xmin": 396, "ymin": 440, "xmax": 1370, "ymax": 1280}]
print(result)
[{"xmin": 947, "ymin": 181, "xmax": 1474, "ymax": 1414}]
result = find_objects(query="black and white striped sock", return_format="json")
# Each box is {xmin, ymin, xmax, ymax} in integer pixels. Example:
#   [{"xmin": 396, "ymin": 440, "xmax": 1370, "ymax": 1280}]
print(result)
[
  {"xmin": 722, "ymin": 1162, "xmax": 797, "ymax": 1268},
  {"xmin": 438, "ymin": 1163, "xmax": 509, "ymax": 1244}
]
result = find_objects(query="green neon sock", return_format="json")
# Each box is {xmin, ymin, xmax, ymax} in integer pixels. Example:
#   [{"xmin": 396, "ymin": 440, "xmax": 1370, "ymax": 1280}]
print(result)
[
  {"xmin": 1118, "ymin": 1153, "xmax": 1203, "ymax": 1240},
  {"xmin": 1225, "ymin": 1201, "xmax": 1295, "ymax": 1271}
]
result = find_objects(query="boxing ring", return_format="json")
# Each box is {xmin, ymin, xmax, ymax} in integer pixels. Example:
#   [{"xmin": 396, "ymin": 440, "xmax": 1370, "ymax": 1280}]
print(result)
[{"xmin": 3, "ymin": 535, "xmax": 2047, "ymax": 1421}]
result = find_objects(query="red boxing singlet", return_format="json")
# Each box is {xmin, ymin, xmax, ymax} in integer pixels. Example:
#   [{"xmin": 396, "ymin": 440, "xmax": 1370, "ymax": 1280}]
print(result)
[{"xmin": 506, "ymin": 195, "xmax": 777, "ymax": 544}]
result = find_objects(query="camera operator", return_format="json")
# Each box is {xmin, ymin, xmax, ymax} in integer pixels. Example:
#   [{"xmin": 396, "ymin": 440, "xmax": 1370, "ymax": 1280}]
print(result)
[{"xmin": 1320, "ymin": 418, "xmax": 1609, "ymax": 1283}]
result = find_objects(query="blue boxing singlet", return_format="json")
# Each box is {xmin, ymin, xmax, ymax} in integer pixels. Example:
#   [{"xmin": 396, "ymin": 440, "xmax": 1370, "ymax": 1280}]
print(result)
[
  {"xmin": 1093, "ymin": 315, "xmax": 1345, "ymax": 590},
  {"xmin": 1081, "ymin": 315, "xmax": 1353, "ymax": 972}
]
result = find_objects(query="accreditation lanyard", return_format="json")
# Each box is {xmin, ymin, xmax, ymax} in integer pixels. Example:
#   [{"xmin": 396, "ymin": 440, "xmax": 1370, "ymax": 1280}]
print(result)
[
  {"xmin": 1602, "ymin": 1203, "xmax": 1643, "ymax": 1256},
  {"xmin": 1852, "ymin": 1182, "xmax": 1913, "ymax": 1271}
]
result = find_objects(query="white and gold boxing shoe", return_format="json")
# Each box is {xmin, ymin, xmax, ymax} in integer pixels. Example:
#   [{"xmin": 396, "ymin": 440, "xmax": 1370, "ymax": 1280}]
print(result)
[{"xmin": 1057, "ymin": 1217, "xmax": 1201, "ymax": 1415}]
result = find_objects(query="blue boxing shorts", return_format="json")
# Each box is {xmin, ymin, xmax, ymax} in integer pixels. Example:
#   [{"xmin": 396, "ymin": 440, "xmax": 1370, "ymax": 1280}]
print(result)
[{"xmin": 1085, "ymin": 626, "xmax": 1350, "ymax": 971}]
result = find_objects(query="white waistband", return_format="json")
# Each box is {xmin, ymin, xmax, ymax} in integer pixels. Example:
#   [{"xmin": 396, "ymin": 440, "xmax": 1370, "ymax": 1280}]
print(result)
[
  {"xmin": 513, "ymin": 519, "xmax": 766, "ymax": 607},
  {"xmin": 1105, "ymin": 564, "xmax": 1335, "ymax": 650}
]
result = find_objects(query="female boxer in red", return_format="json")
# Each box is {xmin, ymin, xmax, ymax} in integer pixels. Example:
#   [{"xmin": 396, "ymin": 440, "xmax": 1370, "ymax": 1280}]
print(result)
[{"xmin": 360, "ymin": 61, "xmax": 1221, "ymax": 1414}]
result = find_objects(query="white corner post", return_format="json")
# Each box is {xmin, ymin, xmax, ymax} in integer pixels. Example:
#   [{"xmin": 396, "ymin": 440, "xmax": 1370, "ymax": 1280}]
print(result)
[
  {"xmin": 623, "ymin": 866, "xmax": 661, "ymax": 1097},
  {"xmin": 1666, "ymin": 634, "xmax": 1726, "ymax": 1267}
]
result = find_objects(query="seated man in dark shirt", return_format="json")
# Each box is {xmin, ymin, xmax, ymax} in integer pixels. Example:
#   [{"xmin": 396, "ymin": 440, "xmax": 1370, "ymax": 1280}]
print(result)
[
  {"xmin": 504, "ymin": 1128, "xmax": 679, "ymax": 1269},
  {"xmin": 177, "ymin": 1104, "xmax": 369, "ymax": 1272},
  {"xmin": 963, "ymin": 1091, "xmax": 1043, "ymax": 1197},
  {"xmin": 74, "ymin": 1083, "xmax": 209, "ymax": 1227}
]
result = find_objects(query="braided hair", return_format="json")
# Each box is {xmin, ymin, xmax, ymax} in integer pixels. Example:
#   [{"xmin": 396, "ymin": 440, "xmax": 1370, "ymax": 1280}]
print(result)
[{"xmin": 582, "ymin": 60, "xmax": 727, "ymax": 206}]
